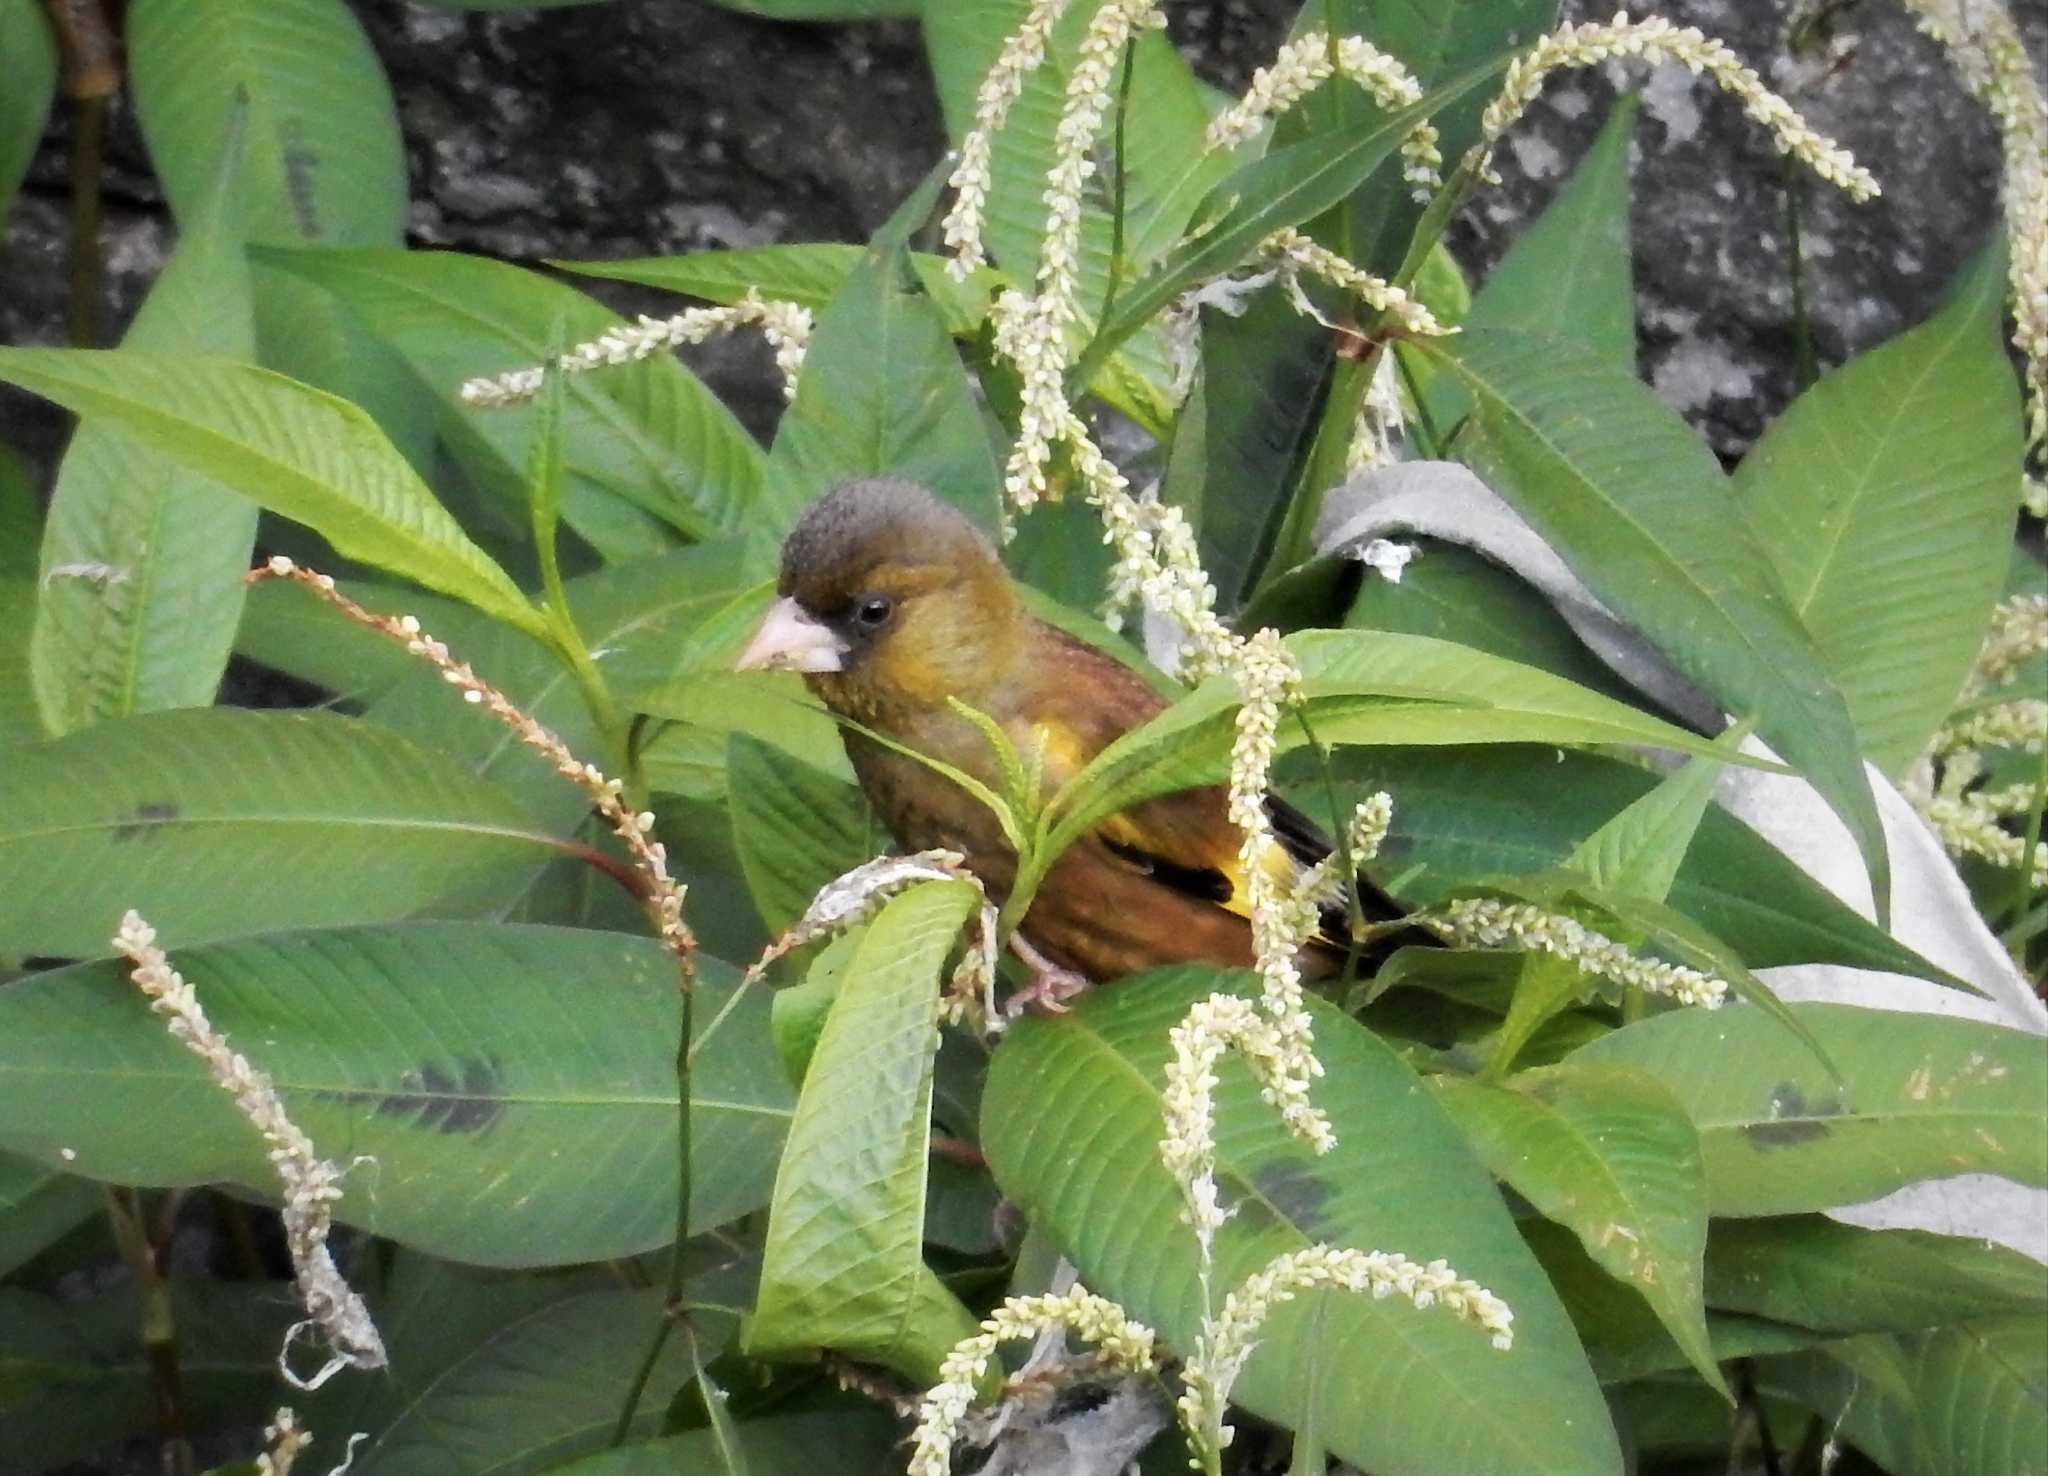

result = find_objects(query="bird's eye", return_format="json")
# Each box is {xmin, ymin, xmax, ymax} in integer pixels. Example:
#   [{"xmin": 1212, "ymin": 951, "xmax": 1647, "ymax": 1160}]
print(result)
[{"xmin": 854, "ymin": 595, "xmax": 894, "ymax": 629}]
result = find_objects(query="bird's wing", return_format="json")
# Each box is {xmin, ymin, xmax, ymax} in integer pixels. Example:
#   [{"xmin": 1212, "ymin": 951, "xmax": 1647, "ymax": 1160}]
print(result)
[
  {"xmin": 1098, "ymin": 790, "xmax": 1361, "ymax": 949},
  {"xmin": 1015, "ymin": 620, "xmax": 1408, "ymax": 948}
]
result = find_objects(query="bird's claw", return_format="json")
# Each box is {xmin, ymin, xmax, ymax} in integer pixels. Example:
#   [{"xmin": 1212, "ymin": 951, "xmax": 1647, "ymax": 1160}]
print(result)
[{"xmin": 1005, "ymin": 933, "xmax": 1092, "ymax": 1017}]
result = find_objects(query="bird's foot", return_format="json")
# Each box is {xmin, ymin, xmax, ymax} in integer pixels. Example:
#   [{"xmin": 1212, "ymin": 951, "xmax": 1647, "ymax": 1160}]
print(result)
[{"xmin": 1005, "ymin": 933, "xmax": 1091, "ymax": 1017}]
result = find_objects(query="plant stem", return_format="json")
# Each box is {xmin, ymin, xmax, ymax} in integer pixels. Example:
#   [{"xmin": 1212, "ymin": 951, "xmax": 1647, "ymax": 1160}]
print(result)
[
  {"xmin": 2009, "ymin": 741, "xmax": 2047, "ymax": 928},
  {"xmin": 44, "ymin": 0, "xmax": 119, "ymax": 348},
  {"xmin": 1394, "ymin": 345, "xmax": 1445, "ymax": 458},
  {"xmin": 527, "ymin": 362, "xmax": 629, "ymax": 780},
  {"xmin": 1099, "ymin": 39, "xmax": 1136, "ymax": 328},
  {"xmin": 105, "ymin": 1187, "xmax": 194, "ymax": 1476},
  {"xmin": 64, "ymin": 94, "xmax": 104, "ymax": 347},
  {"xmin": 1782, "ymin": 156, "xmax": 1819, "ymax": 392},
  {"xmin": 611, "ymin": 969, "xmax": 695, "ymax": 1446},
  {"xmin": 1295, "ymin": 707, "xmax": 1372, "ymax": 984}
]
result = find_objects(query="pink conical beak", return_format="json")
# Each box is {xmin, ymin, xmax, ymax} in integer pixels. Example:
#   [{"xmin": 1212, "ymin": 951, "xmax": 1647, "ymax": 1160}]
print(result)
[{"xmin": 735, "ymin": 596, "xmax": 847, "ymax": 674}]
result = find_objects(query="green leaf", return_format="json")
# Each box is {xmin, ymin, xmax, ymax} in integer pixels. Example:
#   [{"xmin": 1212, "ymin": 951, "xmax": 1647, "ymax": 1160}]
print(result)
[
  {"xmin": 1165, "ymin": 285, "xmax": 1331, "ymax": 613},
  {"xmin": 0, "ymin": 708, "xmax": 569, "ymax": 957},
  {"xmin": 749, "ymin": 880, "xmax": 984, "ymax": 1386},
  {"xmin": 1571, "ymin": 1002, "xmax": 2048, "ymax": 1216},
  {"xmin": 1076, "ymin": 64, "xmax": 1507, "ymax": 392},
  {"xmin": 1480, "ymin": 954, "xmax": 1593, "ymax": 1078},
  {"xmin": 640, "ymin": 677, "xmax": 854, "ymax": 804},
  {"xmin": 1431, "ymin": 328, "xmax": 1889, "ymax": 914},
  {"xmin": 1465, "ymin": 92, "xmax": 1638, "ymax": 364},
  {"xmin": 304, "ymin": 1250, "xmax": 615, "ymax": 1439},
  {"xmin": 0, "ymin": 0, "xmax": 54, "ymax": 211},
  {"xmin": 925, "ymin": 0, "xmax": 1228, "ymax": 302},
  {"xmin": 1570, "ymin": 885, "xmax": 1857, "ymax": 1056},
  {"xmin": 1732, "ymin": 247, "xmax": 2023, "ymax": 775},
  {"xmin": 544, "ymin": 1409, "xmax": 904, "ymax": 1476},
  {"xmin": 0, "ymin": 1152, "xmax": 100, "ymax": 1279},
  {"xmin": 1608, "ymin": 1371, "xmax": 1813, "ymax": 1460},
  {"xmin": 0, "ymin": 1280, "xmax": 296, "ymax": 1472},
  {"xmin": 0, "ymin": 926, "xmax": 791, "ymax": 1264},
  {"xmin": 0, "ymin": 441, "xmax": 38, "ymax": 575},
  {"xmin": 1045, "ymin": 627, "xmax": 1756, "ymax": 864},
  {"xmin": 1282, "ymin": 0, "xmax": 1558, "ymax": 274},
  {"xmin": 923, "ymin": 0, "xmax": 1218, "ymax": 430},
  {"xmin": 709, "ymin": 0, "xmax": 916, "ymax": 13},
  {"xmin": 556, "ymin": 243, "xmax": 995, "ymax": 335},
  {"xmin": 1331, "ymin": 745, "xmax": 1948, "ymax": 983},
  {"xmin": 320, "ymin": 545, "xmax": 762, "ymax": 835},
  {"xmin": 762, "ymin": 239, "xmax": 1004, "ymax": 537},
  {"xmin": 563, "ymin": 541, "xmax": 775, "ymax": 708},
  {"xmin": 257, "ymin": 247, "xmax": 771, "ymax": 553},
  {"xmin": 31, "ymin": 116, "xmax": 260, "ymax": 736},
  {"xmin": 1567, "ymin": 738, "xmax": 1734, "ymax": 906},
  {"xmin": 984, "ymin": 969, "xmax": 1622, "ymax": 1475},
  {"xmin": 1705, "ymin": 1216, "xmax": 2048, "ymax": 1335},
  {"xmin": 349, "ymin": 1291, "xmax": 733, "ymax": 1476},
  {"xmin": 1437, "ymin": 1063, "xmax": 1726, "ymax": 1398},
  {"xmin": 728, "ymin": 735, "xmax": 878, "ymax": 934},
  {"xmin": 413, "ymin": 0, "xmax": 609, "ymax": 7},
  {"xmin": 0, "ymin": 347, "xmax": 545, "ymax": 639},
  {"xmin": 1763, "ymin": 1317, "xmax": 2048, "ymax": 1476},
  {"xmin": 235, "ymin": 577, "xmax": 485, "ymax": 708},
  {"xmin": 1519, "ymin": 1217, "xmax": 1819, "ymax": 1385},
  {"xmin": 127, "ymin": 0, "xmax": 403, "ymax": 246},
  {"xmin": 1341, "ymin": 540, "xmax": 1651, "ymax": 709},
  {"xmin": 0, "ymin": 577, "xmax": 43, "ymax": 747},
  {"xmin": 772, "ymin": 929, "xmax": 859, "ymax": 1088}
]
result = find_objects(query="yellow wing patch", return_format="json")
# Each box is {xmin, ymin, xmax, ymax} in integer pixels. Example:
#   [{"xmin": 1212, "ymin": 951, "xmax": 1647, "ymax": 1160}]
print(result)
[{"xmin": 1094, "ymin": 814, "xmax": 1329, "ymax": 932}]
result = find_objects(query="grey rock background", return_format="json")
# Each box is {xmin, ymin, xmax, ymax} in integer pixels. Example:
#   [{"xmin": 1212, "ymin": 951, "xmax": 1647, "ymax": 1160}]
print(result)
[{"xmin": 1, "ymin": 0, "xmax": 2040, "ymax": 476}]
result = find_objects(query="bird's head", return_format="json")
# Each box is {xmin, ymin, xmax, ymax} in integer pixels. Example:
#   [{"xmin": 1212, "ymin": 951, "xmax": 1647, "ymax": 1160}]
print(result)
[{"xmin": 735, "ymin": 478, "xmax": 1022, "ymax": 721}]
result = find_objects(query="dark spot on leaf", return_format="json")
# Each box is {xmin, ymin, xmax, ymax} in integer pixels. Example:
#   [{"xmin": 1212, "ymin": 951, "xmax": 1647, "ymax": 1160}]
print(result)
[
  {"xmin": 1743, "ymin": 1081, "xmax": 1849, "ymax": 1149},
  {"xmin": 1251, "ymin": 1159, "xmax": 1337, "ymax": 1238},
  {"xmin": 280, "ymin": 119, "xmax": 323, "ymax": 239},
  {"xmin": 374, "ymin": 1056, "xmax": 506, "ymax": 1134},
  {"xmin": 110, "ymin": 802, "xmax": 180, "ymax": 842}
]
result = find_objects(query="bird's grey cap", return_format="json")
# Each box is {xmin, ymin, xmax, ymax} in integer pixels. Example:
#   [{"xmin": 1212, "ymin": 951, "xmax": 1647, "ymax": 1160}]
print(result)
[{"xmin": 777, "ymin": 477, "xmax": 993, "ymax": 595}]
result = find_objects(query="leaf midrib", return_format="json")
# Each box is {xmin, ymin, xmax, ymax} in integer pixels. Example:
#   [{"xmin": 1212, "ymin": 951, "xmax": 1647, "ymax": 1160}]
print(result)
[
  {"xmin": 0, "ymin": 1060, "xmax": 788, "ymax": 1116},
  {"xmin": 1454, "ymin": 349, "xmax": 1791, "ymax": 693},
  {"xmin": 2, "ymin": 812, "xmax": 562, "ymax": 849},
  {"xmin": 1770, "ymin": 300, "xmax": 1975, "ymax": 617}
]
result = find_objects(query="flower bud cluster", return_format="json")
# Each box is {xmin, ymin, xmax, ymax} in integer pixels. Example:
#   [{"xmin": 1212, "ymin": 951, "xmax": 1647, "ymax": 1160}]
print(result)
[
  {"xmin": 113, "ymin": 912, "xmax": 387, "ymax": 1389},
  {"xmin": 1428, "ymin": 897, "xmax": 1729, "ymax": 1008},
  {"xmin": 458, "ymin": 289, "xmax": 813, "ymax": 408},
  {"xmin": 1178, "ymin": 1244, "xmax": 1513, "ymax": 1467},
  {"xmin": 907, "ymin": 1288, "xmax": 1157, "ymax": 1475},
  {"xmin": 1467, "ymin": 12, "xmax": 1880, "ymax": 203},
  {"xmin": 1206, "ymin": 31, "xmax": 1443, "ymax": 201}
]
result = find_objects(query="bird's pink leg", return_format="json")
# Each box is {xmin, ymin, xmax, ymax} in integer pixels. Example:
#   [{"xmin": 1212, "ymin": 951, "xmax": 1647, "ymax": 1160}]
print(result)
[{"xmin": 1005, "ymin": 932, "xmax": 1092, "ymax": 1016}]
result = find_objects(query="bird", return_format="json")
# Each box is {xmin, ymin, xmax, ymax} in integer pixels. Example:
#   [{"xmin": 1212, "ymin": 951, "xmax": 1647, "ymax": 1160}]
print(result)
[{"xmin": 734, "ymin": 476, "xmax": 1420, "ymax": 1006}]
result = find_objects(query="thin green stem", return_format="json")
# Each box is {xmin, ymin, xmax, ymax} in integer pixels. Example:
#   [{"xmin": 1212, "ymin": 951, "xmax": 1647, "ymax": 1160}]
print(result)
[
  {"xmin": 1394, "ymin": 345, "xmax": 1445, "ymax": 458},
  {"xmin": 1294, "ymin": 706, "xmax": 1370, "ymax": 984},
  {"xmin": 611, "ymin": 980, "xmax": 694, "ymax": 1445},
  {"xmin": 106, "ymin": 1187, "xmax": 193, "ymax": 1476},
  {"xmin": 1782, "ymin": 156, "xmax": 1818, "ymax": 392},
  {"xmin": 1099, "ymin": 39, "xmax": 1137, "ymax": 329},
  {"xmin": 2009, "ymin": 742, "xmax": 2047, "ymax": 928},
  {"xmin": 527, "ymin": 360, "xmax": 627, "ymax": 778},
  {"xmin": 610, "ymin": 1313, "xmax": 676, "ymax": 1446}
]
